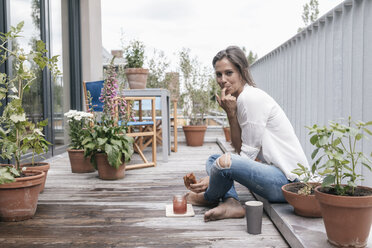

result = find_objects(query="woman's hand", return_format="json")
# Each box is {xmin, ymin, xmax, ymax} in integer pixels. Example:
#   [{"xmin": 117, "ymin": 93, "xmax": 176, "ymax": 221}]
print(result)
[
  {"xmin": 188, "ymin": 176, "xmax": 210, "ymax": 193},
  {"xmin": 216, "ymin": 87, "xmax": 242, "ymax": 154},
  {"xmin": 216, "ymin": 88, "xmax": 237, "ymax": 117}
]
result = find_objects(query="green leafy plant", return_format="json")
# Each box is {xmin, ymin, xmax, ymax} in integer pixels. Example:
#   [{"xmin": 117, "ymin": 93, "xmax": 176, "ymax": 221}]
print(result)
[
  {"xmin": 179, "ymin": 48, "xmax": 213, "ymax": 125},
  {"xmin": 82, "ymin": 59, "xmax": 134, "ymax": 169},
  {"xmin": 306, "ymin": 117, "xmax": 372, "ymax": 195},
  {"xmin": 123, "ymin": 39, "xmax": 145, "ymax": 68},
  {"xmin": 0, "ymin": 166, "xmax": 20, "ymax": 184},
  {"xmin": 0, "ymin": 22, "xmax": 60, "ymax": 184},
  {"xmin": 22, "ymin": 119, "xmax": 51, "ymax": 165},
  {"xmin": 64, "ymin": 110, "xmax": 94, "ymax": 150},
  {"xmin": 82, "ymin": 119, "xmax": 134, "ymax": 169},
  {"xmin": 292, "ymin": 163, "xmax": 321, "ymax": 195}
]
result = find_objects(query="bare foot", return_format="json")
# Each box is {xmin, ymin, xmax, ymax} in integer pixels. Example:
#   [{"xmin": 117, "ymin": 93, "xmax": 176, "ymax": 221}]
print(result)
[
  {"xmin": 204, "ymin": 198, "xmax": 245, "ymax": 222},
  {"xmin": 186, "ymin": 192, "xmax": 214, "ymax": 206}
]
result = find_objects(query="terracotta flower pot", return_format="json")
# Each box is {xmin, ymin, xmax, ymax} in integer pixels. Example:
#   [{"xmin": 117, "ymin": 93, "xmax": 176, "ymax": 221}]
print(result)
[
  {"xmin": 315, "ymin": 185, "xmax": 372, "ymax": 247},
  {"xmin": 22, "ymin": 162, "xmax": 50, "ymax": 193},
  {"xmin": 125, "ymin": 68, "xmax": 149, "ymax": 89},
  {"xmin": 95, "ymin": 153, "xmax": 125, "ymax": 180},
  {"xmin": 182, "ymin": 125, "xmax": 207, "ymax": 147},
  {"xmin": 281, "ymin": 182, "xmax": 321, "ymax": 217},
  {"xmin": 223, "ymin": 127, "xmax": 231, "ymax": 142},
  {"xmin": 0, "ymin": 165, "xmax": 44, "ymax": 222},
  {"xmin": 67, "ymin": 149, "xmax": 95, "ymax": 173}
]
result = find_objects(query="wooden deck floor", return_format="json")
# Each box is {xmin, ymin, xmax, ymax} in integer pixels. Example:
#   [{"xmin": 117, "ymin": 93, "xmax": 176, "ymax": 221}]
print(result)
[{"xmin": 0, "ymin": 142, "xmax": 288, "ymax": 248}]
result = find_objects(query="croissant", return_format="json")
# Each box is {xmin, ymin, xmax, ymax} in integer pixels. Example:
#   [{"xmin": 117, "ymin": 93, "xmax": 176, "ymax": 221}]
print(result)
[{"xmin": 183, "ymin": 172, "xmax": 197, "ymax": 188}]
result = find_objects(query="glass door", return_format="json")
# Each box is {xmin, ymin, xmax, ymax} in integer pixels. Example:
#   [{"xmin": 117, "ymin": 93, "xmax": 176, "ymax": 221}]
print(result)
[{"xmin": 50, "ymin": 0, "xmax": 68, "ymax": 151}]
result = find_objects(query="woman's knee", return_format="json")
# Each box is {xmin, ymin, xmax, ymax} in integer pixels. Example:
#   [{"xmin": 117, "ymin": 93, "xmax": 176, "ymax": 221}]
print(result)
[
  {"xmin": 207, "ymin": 154, "xmax": 221, "ymax": 164},
  {"xmin": 206, "ymin": 154, "xmax": 221, "ymax": 172},
  {"xmin": 216, "ymin": 153, "xmax": 231, "ymax": 169}
]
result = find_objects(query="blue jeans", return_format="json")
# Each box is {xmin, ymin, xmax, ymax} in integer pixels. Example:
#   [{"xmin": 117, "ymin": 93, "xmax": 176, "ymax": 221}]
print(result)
[{"xmin": 204, "ymin": 154, "xmax": 294, "ymax": 203}]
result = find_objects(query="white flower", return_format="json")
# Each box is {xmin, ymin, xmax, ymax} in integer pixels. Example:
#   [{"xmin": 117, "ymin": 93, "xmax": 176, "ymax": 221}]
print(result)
[
  {"xmin": 34, "ymin": 128, "xmax": 44, "ymax": 136},
  {"xmin": 10, "ymin": 113, "xmax": 26, "ymax": 123},
  {"xmin": 64, "ymin": 110, "xmax": 77, "ymax": 118},
  {"xmin": 65, "ymin": 110, "xmax": 93, "ymax": 121},
  {"xmin": 82, "ymin": 112, "xmax": 94, "ymax": 119}
]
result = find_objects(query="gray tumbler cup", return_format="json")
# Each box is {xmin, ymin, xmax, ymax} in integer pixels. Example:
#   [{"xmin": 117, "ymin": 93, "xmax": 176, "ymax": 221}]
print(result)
[{"xmin": 245, "ymin": 201, "xmax": 263, "ymax": 235}]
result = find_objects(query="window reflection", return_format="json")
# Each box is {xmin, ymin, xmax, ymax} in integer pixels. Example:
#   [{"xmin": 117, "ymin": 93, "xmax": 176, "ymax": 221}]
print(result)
[
  {"xmin": 50, "ymin": 0, "xmax": 66, "ymax": 147},
  {"xmin": 10, "ymin": 0, "xmax": 68, "ymax": 150},
  {"xmin": 10, "ymin": 0, "xmax": 43, "ymax": 124}
]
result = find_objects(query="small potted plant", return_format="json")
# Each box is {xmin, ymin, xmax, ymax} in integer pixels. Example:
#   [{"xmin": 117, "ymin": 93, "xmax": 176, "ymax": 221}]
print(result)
[
  {"xmin": 21, "ymin": 119, "xmax": 51, "ymax": 192},
  {"xmin": 82, "ymin": 60, "xmax": 134, "ymax": 180},
  {"xmin": 179, "ymin": 49, "xmax": 212, "ymax": 146},
  {"xmin": 123, "ymin": 39, "xmax": 148, "ymax": 89},
  {"xmin": 309, "ymin": 117, "xmax": 372, "ymax": 247},
  {"xmin": 281, "ymin": 163, "xmax": 322, "ymax": 217},
  {"xmin": 64, "ymin": 110, "xmax": 95, "ymax": 173},
  {"xmin": 0, "ymin": 22, "xmax": 60, "ymax": 221}
]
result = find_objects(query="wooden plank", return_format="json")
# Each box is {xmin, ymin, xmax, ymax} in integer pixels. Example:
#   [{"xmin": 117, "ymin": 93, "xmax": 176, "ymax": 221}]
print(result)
[{"xmin": 0, "ymin": 142, "xmax": 288, "ymax": 248}]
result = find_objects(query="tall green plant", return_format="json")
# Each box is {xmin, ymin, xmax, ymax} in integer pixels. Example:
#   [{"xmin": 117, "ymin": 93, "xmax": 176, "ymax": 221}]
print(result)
[
  {"xmin": 179, "ymin": 48, "xmax": 212, "ymax": 125},
  {"xmin": 307, "ymin": 117, "xmax": 372, "ymax": 195},
  {"xmin": 0, "ymin": 22, "xmax": 60, "ymax": 183},
  {"xmin": 147, "ymin": 48, "xmax": 170, "ymax": 89}
]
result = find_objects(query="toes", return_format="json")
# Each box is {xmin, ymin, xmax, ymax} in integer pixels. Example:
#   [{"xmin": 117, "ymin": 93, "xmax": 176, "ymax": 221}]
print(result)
[{"xmin": 204, "ymin": 210, "xmax": 214, "ymax": 222}]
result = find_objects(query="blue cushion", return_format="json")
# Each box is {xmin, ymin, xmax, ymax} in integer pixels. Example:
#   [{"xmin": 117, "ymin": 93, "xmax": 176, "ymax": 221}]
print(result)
[
  {"xmin": 85, "ymin": 80, "xmax": 104, "ymax": 112},
  {"xmin": 117, "ymin": 120, "xmax": 154, "ymax": 126},
  {"xmin": 132, "ymin": 116, "xmax": 162, "ymax": 121}
]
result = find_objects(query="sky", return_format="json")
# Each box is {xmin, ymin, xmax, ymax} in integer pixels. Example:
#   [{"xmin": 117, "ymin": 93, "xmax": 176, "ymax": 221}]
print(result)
[{"xmin": 101, "ymin": 0, "xmax": 344, "ymax": 70}]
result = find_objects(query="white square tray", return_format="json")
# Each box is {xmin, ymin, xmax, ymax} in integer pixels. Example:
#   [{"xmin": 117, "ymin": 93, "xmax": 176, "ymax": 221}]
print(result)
[{"xmin": 165, "ymin": 204, "xmax": 195, "ymax": 217}]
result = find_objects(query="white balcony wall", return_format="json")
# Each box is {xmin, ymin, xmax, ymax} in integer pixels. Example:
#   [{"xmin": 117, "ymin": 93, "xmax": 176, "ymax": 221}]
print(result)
[
  {"xmin": 80, "ymin": 0, "xmax": 103, "ymax": 82},
  {"xmin": 250, "ymin": 0, "xmax": 372, "ymax": 186}
]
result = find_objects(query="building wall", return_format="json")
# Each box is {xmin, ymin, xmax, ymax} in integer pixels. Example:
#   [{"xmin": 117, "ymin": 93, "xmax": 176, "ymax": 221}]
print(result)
[
  {"xmin": 250, "ymin": 0, "xmax": 372, "ymax": 186},
  {"xmin": 80, "ymin": 0, "xmax": 103, "ymax": 82}
]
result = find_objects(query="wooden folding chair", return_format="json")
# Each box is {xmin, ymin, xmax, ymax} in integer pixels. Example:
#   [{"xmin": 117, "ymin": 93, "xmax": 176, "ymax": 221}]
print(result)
[
  {"xmin": 120, "ymin": 96, "xmax": 157, "ymax": 170},
  {"xmin": 134, "ymin": 98, "xmax": 178, "ymax": 153}
]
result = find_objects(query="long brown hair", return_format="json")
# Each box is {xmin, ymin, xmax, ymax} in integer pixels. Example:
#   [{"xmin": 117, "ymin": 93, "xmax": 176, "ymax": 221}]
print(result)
[{"xmin": 212, "ymin": 46, "xmax": 256, "ymax": 87}]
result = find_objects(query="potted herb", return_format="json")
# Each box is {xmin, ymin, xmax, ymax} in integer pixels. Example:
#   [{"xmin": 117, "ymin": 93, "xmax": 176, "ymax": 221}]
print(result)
[
  {"xmin": 64, "ymin": 110, "xmax": 95, "ymax": 173},
  {"xmin": 179, "ymin": 48, "xmax": 212, "ymax": 146},
  {"xmin": 308, "ymin": 117, "xmax": 372, "ymax": 247},
  {"xmin": 0, "ymin": 22, "xmax": 60, "ymax": 221},
  {"xmin": 82, "ymin": 60, "xmax": 134, "ymax": 180},
  {"xmin": 281, "ymin": 163, "xmax": 322, "ymax": 217},
  {"xmin": 123, "ymin": 39, "xmax": 148, "ymax": 89}
]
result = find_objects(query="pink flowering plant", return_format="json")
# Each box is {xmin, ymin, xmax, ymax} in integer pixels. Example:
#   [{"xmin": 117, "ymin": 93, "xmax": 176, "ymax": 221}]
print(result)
[
  {"xmin": 99, "ymin": 59, "xmax": 132, "ymax": 123},
  {"xmin": 82, "ymin": 59, "xmax": 134, "ymax": 169}
]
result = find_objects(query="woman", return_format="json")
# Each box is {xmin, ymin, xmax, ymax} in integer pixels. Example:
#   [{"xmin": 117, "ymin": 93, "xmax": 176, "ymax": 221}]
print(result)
[{"xmin": 186, "ymin": 46, "xmax": 309, "ymax": 222}]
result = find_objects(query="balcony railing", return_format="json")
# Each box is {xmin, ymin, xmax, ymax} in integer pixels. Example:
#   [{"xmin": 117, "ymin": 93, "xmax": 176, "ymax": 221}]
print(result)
[{"xmin": 250, "ymin": 0, "xmax": 372, "ymax": 186}]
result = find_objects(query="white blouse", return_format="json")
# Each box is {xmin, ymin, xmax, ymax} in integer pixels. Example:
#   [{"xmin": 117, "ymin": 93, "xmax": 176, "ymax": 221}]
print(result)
[{"xmin": 236, "ymin": 84, "xmax": 309, "ymax": 181}]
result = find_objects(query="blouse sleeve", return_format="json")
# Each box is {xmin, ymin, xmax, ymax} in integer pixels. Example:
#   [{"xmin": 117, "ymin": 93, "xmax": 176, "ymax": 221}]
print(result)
[{"xmin": 237, "ymin": 89, "xmax": 273, "ymax": 160}]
